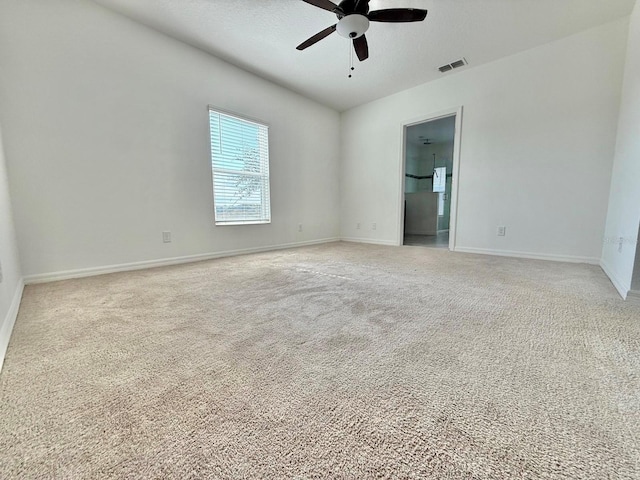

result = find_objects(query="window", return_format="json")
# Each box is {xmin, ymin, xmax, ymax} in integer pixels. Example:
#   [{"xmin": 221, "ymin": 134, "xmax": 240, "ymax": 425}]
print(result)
[
  {"xmin": 433, "ymin": 166, "xmax": 447, "ymax": 217},
  {"xmin": 209, "ymin": 107, "xmax": 271, "ymax": 225},
  {"xmin": 432, "ymin": 167, "xmax": 446, "ymax": 193}
]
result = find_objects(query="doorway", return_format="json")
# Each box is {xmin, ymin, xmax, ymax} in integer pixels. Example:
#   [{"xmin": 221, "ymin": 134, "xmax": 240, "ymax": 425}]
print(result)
[{"xmin": 400, "ymin": 109, "xmax": 461, "ymax": 250}]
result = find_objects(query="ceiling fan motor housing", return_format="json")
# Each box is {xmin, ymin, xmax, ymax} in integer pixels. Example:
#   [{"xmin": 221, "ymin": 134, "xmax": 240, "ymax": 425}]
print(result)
[{"xmin": 337, "ymin": 14, "xmax": 370, "ymax": 39}]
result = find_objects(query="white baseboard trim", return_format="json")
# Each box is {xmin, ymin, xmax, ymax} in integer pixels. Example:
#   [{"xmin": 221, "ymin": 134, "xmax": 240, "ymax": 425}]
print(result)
[
  {"xmin": 599, "ymin": 259, "xmax": 630, "ymax": 300},
  {"xmin": 24, "ymin": 238, "xmax": 340, "ymax": 285},
  {"xmin": 0, "ymin": 279, "xmax": 25, "ymax": 373},
  {"xmin": 340, "ymin": 237, "xmax": 398, "ymax": 247},
  {"xmin": 454, "ymin": 246, "xmax": 600, "ymax": 265}
]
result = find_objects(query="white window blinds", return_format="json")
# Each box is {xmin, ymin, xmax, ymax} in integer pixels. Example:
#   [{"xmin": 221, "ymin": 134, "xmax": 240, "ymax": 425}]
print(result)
[{"xmin": 209, "ymin": 107, "xmax": 271, "ymax": 225}]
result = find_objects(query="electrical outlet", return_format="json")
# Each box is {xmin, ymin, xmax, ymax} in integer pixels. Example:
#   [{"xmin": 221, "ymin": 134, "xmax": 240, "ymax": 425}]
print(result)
[
  {"xmin": 372, "ymin": 223, "xmax": 377, "ymax": 230},
  {"xmin": 618, "ymin": 237, "xmax": 624, "ymax": 253},
  {"xmin": 497, "ymin": 226, "xmax": 506, "ymax": 237},
  {"xmin": 298, "ymin": 224, "xmax": 303, "ymax": 232},
  {"xmin": 356, "ymin": 222, "xmax": 361, "ymax": 230},
  {"xmin": 162, "ymin": 231, "xmax": 172, "ymax": 243}
]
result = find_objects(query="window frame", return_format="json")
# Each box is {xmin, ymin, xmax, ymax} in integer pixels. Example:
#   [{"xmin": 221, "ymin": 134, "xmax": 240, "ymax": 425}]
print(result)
[{"xmin": 208, "ymin": 106, "xmax": 271, "ymax": 226}]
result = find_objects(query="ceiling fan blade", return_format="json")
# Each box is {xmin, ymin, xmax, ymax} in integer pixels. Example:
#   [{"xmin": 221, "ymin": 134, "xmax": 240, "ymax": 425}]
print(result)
[
  {"xmin": 300, "ymin": 0, "xmax": 340, "ymax": 13},
  {"xmin": 296, "ymin": 24, "xmax": 337, "ymax": 50},
  {"xmin": 368, "ymin": 8, "xmax": 428, "ymax": 22},
  {"xmin": 353, "ymin": 34, "xmax": 369, "ymax": 61}
]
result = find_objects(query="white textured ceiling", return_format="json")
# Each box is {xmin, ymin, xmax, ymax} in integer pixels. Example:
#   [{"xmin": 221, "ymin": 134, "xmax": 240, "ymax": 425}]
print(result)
[{"xmin": 90, "ymin": 0, "xmax": 635, "ymax": 111}]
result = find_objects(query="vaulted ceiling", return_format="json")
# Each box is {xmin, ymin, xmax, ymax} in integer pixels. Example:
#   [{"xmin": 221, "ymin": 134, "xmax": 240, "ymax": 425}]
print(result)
[{"xmin": 91, "ymin": 0, "xmax": 636, "ymax": 111}]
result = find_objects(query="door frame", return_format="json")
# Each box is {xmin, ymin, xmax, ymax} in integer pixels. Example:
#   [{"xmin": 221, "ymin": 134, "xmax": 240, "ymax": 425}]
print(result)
[{"xmin": 397, "ymin": 106, "xmax": 463, "ymax": 250}]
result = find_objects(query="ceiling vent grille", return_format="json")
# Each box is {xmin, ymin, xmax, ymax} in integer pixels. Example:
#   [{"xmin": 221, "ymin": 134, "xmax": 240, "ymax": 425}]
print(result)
[{"xmin": 438, "ymin": 58, "xmax": 467, "ymax": 73}]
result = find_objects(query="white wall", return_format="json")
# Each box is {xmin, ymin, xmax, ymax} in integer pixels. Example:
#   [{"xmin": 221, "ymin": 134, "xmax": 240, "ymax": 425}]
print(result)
[
  {"xmin": 601, "ymin": 1, "xmax": 640, "ymax": 298},
  {"xmin": 0, "ymin": 122, "xmax": 23, "ymax": 370},
  {"xmin": 0, "ymin": 0, "xmax": 340, "ymax": 279},
  {"xmin": 340, "ymin": 19, "xmax": 628, "ymax": 261}
]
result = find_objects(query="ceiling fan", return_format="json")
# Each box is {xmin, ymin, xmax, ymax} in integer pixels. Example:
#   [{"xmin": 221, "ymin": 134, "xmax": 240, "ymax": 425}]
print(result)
[{"xmin": 296, "ymin": 0, "xmax": 428, "ymax": 62}]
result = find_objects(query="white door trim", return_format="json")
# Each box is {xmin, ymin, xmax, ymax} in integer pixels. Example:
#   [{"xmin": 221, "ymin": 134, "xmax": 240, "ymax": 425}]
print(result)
[{"xmin": 397, "ymin": 106, "xmax": 464, "ymax": 250}]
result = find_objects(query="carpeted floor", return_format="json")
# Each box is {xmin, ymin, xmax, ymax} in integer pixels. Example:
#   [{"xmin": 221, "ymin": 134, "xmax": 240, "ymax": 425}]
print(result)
[{"xmin": 1, "ymin": 242, "xmax": 639, "ymax": 479}]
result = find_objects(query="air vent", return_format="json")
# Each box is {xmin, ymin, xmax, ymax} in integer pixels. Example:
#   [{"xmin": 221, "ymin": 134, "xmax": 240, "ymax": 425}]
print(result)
[{"xmin": 438, "ymin": 58, "xmax": 468, "ymax": 73}]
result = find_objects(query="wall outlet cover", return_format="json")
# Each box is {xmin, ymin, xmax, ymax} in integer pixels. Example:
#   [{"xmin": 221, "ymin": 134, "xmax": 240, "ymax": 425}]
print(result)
[
  {"xmin": 162, "ymin": 231, "xmax": 172, "ymax": 243},
  {"xmin": 497, "ymin": 226, "xmax": 506, "ymax": 236}
]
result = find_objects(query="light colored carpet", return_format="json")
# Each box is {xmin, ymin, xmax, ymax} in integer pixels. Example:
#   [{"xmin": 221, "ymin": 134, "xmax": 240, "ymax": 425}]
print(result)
[{"xmin": 1, "ymin": 242, "xmax": 639, "ymax": 479}]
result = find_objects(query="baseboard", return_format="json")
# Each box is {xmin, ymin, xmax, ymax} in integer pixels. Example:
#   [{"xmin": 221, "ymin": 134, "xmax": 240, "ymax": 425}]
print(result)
[
  {"xmin": 599, "ymin": 259, "xmax": 630, "ymax": 300},
  {"xmin": 340, "ymin": 237, "xmax": 398, "ymax": 247},
  {"xmin": 24, "ymin": 237, "xmax": 340, "ymax": 285},
  {"xmin": 0, "ymin": 279, "xmax": 25, "ymax": 373},
  {"xmin": 454, "ymin": 246, "xmax": 600, "ymax": 265}
]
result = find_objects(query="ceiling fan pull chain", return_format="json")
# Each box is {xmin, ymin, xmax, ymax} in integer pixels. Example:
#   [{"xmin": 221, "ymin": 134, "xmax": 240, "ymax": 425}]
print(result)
[{"xmin": 348, "ymin": 42, "xmax": 355, "ymax": 78}]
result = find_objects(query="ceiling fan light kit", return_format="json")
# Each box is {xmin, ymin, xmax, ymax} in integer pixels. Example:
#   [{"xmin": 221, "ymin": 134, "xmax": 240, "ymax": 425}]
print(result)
[
  {"xmin": 297, "ymin": 0, "xmax": 428, "ymax": 71},
  {"xmin": 336, "ymin": 14, "xmax": 369, "ymax": 39}
]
